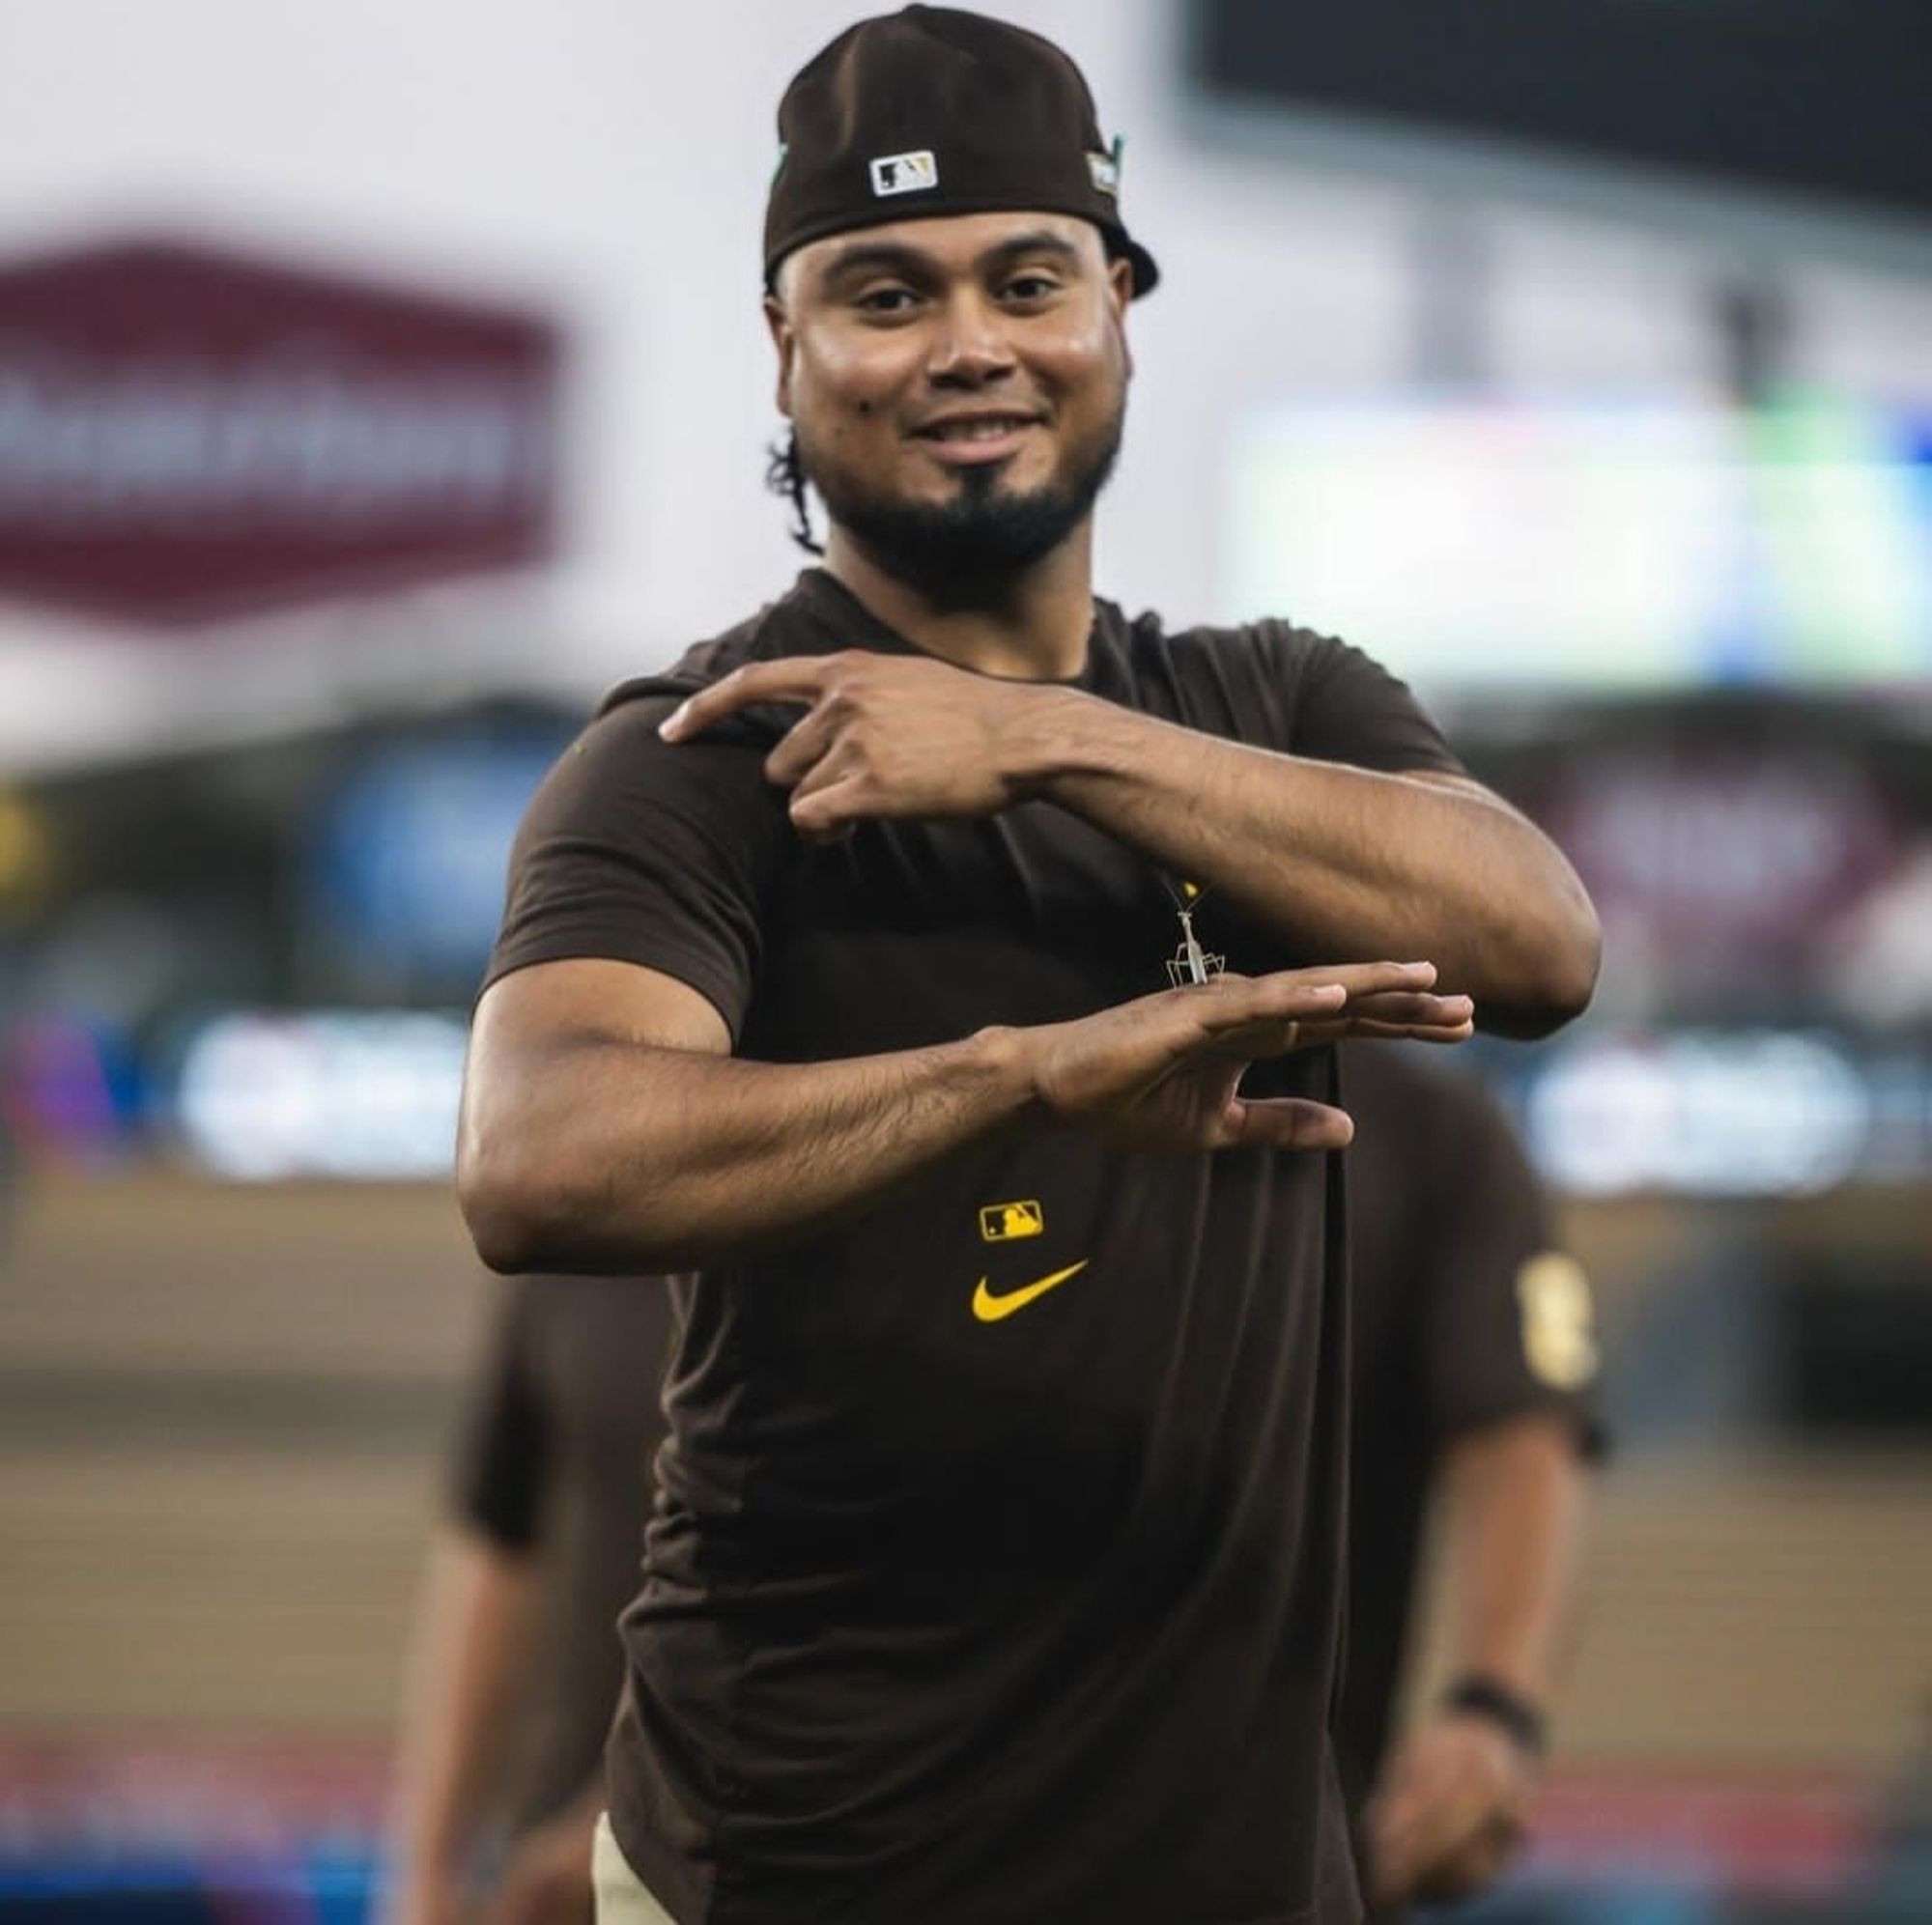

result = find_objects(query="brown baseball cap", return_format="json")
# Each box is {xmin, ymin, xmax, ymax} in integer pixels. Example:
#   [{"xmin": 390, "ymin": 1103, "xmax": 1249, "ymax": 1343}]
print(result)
[{"xmin": 764, "ymin": 5, "xmax": 1159, "ymax": 298}]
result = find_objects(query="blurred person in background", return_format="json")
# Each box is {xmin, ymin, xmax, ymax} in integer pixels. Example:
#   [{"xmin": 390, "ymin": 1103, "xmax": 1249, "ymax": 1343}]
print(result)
[
  {"xmin": 1337, "ymin": 1046, "xmax": 1600, "ymax": 1920},
  {"xmin": 386, "ymin": 1276, "xmax": 671, "ymax": 1925},
  {"xmin": 456, "ymin": 9, "xmax": 1598, "ymax": 1921}
]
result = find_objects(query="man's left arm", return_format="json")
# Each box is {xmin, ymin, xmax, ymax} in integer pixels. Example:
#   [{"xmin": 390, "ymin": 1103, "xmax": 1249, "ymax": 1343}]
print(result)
[
  {"xmin": 662, "ymin": 648, "xmax": 1599, "ymax": 1037},
  {"xmin": 1010, "ymin": 670, "xmax": 1596, "ymax": 1038}
]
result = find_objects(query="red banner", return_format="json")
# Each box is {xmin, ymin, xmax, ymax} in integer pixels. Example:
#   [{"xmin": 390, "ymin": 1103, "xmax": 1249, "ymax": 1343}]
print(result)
[{"xmin": 0, "ymin": 235, "xmax": 562, "ymax": 625}]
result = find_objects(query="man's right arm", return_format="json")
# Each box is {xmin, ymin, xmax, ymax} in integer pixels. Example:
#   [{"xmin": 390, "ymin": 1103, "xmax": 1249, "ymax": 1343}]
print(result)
[
  {"xmin": 459, "ymin": 956, "xmax": 1037, "ymax": 1274},
  {"xmin": 457, "ymin": 957, "xmax": 1470, "ymax": 1276}
]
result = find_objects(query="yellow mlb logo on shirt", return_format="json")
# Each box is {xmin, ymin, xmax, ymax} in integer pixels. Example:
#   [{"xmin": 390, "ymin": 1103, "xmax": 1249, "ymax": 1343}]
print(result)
[{"xmin": 980, "ymin": 1200, "xmax": 1044, "ymax": 1243}]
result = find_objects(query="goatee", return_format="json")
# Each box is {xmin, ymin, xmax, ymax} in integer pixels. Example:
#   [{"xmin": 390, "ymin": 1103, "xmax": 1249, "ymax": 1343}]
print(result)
[{"xmin": 796, "ymin": 409, "xmax": 1123, "ymax": 606}]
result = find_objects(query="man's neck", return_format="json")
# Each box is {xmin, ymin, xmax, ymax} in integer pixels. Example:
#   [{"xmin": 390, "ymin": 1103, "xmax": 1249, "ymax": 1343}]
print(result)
[{"xmin": 821, "ymin": 524, "xmax": 1095, "ymax": 682}]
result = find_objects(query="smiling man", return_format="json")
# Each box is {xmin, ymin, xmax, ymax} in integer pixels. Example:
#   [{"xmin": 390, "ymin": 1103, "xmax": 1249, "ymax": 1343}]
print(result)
[{"xmin": 457, "ymin": 9, "xmax": 1599, "ymax": 1922}]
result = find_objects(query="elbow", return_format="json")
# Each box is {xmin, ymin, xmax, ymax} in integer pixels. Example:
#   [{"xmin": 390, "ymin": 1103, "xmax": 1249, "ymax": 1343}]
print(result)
[
  {"xmin": 456, "ymin": 1110, "xmax": 687, "ymax": 1274},
  {"xmin": 1547, "ymin": 891, "xmax": 1605, "ymax": 1026},
  {"xmin": 456, "ymin": 1106, "xmax": 592, "ymax": 1274},
  {"xmin": 1501, "ymin": 894, "xmax": 1602, "ymax": 1040},
  {"xmin": 457, "ymin": 1139, "xmax": 554, "ymax": 1275}
]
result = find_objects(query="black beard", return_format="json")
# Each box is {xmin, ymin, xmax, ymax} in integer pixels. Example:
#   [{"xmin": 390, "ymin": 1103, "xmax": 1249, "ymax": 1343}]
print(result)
[{"xmin": 797, "ymin": 410, "xmax": 1122, "ymax": 605}]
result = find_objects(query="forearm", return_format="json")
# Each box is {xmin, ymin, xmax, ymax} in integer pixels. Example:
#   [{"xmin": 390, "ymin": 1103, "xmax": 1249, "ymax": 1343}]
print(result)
[
  {"xmin": 461, "ymin": 1026, "xmax": 1037, "ymax": 1274},
  {"xmin": 387, "ymin": 1532, "xmax": 539, "ymax": 1902},
  {"xmin": 1436, "ymin": 1418, "xmax": 1590, "ymax": 1704},
  {"xmin": 1017, "ymin": 693, "xmax": 1598, "ymax": 1034}
]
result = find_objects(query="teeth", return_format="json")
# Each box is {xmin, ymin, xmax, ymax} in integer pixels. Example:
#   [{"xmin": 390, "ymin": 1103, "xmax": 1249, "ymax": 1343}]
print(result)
[{"xmin": 931, "ymin": 419, "xmax": 1027, "ymax": 441}]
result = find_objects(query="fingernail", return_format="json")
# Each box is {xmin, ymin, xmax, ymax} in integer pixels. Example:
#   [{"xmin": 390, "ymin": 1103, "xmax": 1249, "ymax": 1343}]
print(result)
[{"xmin": 659, "ymin": 704, "xmax": 689, "ymax": 741}]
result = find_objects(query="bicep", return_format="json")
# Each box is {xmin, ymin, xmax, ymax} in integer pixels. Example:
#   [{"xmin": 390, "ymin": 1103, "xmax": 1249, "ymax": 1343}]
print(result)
[
  {"xmin": 465, "ymin": 957, "xmax": 730, "ymax": 1130},
  {"xmin": 473, "ymin": 956, "xmax": 732, "ymax": 1064},
  {"xmin": 458, "ymin": 960, "xmax": 731, "ymax": 1266},
  {"xmin": 1403, "ymin": 767, "xmax": 1532, "ymax": 819}
]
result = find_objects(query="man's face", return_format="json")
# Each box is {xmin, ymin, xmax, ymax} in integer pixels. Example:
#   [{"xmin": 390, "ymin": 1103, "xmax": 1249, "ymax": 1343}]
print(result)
[{"xmin": 768, "ymin": 211, "xmax": 1134, "ymax": 592}]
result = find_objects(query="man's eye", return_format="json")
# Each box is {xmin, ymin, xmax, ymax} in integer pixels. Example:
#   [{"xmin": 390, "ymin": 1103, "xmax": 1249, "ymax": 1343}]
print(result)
[
  {"xmin": 1003, "ymin": 273, "xmax": 1062, "ymax": 303},
  {"xmin": 855, "ymin": 286, "xmax": 920, "ymax": 315}
]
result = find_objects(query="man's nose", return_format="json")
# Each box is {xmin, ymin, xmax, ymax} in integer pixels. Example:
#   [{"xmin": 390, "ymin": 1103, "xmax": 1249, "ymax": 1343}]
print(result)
[{"xmin": 926, "ymin": 293, "xmax": 1018, "ymax": 386}]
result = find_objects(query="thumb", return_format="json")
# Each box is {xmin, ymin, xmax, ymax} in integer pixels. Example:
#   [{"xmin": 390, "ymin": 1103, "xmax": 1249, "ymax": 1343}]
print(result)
[{"xmin": 1218, "ymin": 1097, "xmax": 1355, "ymax": 1151}]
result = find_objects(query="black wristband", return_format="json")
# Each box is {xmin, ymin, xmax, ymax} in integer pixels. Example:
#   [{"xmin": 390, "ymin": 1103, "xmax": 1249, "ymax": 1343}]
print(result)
[{"xmin": 1442, "ymin": 1674, "xmax": 1548, "ymax": 1758}]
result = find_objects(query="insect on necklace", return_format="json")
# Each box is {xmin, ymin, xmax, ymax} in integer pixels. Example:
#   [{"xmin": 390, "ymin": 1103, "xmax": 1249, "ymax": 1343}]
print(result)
[{"xmin": 1163, "ymin": 878, "xmax": 1227, "ymax": 987}]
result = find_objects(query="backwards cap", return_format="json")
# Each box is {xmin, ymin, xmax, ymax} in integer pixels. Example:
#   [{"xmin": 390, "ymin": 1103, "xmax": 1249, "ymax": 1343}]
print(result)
[{"xmin": 764, "ymin": 5, "xmax": 1158, "ymax": 297}]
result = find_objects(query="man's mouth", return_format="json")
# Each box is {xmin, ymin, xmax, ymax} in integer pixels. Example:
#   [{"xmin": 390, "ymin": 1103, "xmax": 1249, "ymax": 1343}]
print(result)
[
  {"xmin": 915, "ymin": 412, "xmax": 1041, "ymax": 443},
  {"xmin": 910, "ymin": 412, "xmax": 1044, "ymax": 464}
]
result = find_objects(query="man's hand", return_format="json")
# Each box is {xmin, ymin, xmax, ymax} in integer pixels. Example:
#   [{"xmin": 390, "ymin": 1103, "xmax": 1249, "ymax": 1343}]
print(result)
[
  {"xmin": 481, "ymin": 1803, "xmax": 598, "ymax": 1925},
  {"xmin": 1366, "ymin": 1712, "xmax": 1534, "ymax": 1908},
  {"xmin": 1020, "ymin": 961, "xmax": 1473, "ymax": 1153},
  {"xmin": 658, "ymin": 650, "xmax": 1062, "ymax": 838}
]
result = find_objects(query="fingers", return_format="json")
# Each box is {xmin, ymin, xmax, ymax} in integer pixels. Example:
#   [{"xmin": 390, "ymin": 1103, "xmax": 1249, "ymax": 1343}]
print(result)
[
  {"xmin": 1296, "ymin": 990, "xmax": 1476, "ymax": 1046},
  {"xmin": 1216, "ymin": 1097, "xmax": 1355, "ymax": 1152},
  {"xmin": 658, "ymin": 657, "xmax": 839, "ymax": 741},
  {"xmin": 1416, "ymin": 1816, "xmax": 1521, "ymax": 1903},
  {"xmin": 1172, "ymin": 967, "xmax": 1473, "ymax": 1057},
  {"xmin": 1180, "ymin": 961, "xmax": 1435, "ymax": 1032},
  {"xmin": 1180, "ymin": 976, "xmax": 1349, "ymax": 1039},
  {"xmin": 790, "ymin": 775, "xmax": 866, "ymax": 841},
  {"xmin": 1368, "ymin": 1723, "xmax": 1522, "ymax": 1906},
  {"xmin": 1372, "ymin": 1786, "xmax": 1467, "ymax": 1905},
  {"xmin": 1338, "ymin": 989, "xmax": 1471, "ymax": 1029},
  {"xmin": 763, "ymin": 697, "xmax": 844, "ymax": 787}
]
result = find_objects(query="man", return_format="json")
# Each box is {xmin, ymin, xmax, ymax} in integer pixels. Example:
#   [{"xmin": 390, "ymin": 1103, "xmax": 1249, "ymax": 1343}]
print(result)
[
  {"xmin": 1338, "ymin": 1048, "xmax": 1601, "ymax": 1918},
  {"xmin": 457, "ymin": 9, "xmax": 1599, "ymax": 1920},
  {"xmin": 386, "ymin": 1276, "xmax": 672, "ymax": 1925}
]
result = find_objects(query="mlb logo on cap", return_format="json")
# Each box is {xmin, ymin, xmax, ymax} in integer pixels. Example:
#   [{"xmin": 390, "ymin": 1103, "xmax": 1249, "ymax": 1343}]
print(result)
[{"xmin": 869, "ymin": 149, "xmax": 939, "ymax": 197}]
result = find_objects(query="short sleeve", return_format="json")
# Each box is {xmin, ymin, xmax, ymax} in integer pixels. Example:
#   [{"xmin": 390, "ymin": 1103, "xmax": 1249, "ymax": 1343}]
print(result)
[
  {"xmin": 1419, "ymin": 1086, "xmax": 1605, "ymax": 1455},
  {"xmin": 1283, "ymin": 631, "xmax": 1466, "ymax": 778},
  {"xmin": 451, "ymin": 1281, "xmax": 551, "ymax": 1550},
  {"xmin": 483, "ymin": 695, "xmax": 792, "ymax": 1044}
]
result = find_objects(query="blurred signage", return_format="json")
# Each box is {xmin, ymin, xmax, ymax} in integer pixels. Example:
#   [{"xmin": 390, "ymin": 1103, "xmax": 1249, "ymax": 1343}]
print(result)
[
  {"xmin": 1508, "ymin": 1028, "xmax": 1932, "ymax": 1198},
  {"xmin": 1545, "ymin": 749, "xmax": 1899, "ymax": 977},
  {"xmin": 309, "ymin": 732, "xmax": 568, "ymax": 985},
  {"xmin": 0, "ymin": 235, "xmax": 561, "ymax": 625},
  {"xmin": 172, "ymin": 1009, "xmax": 467, "ymax": 1179},
  {"xmin": 1226, "ymin": 397, "xmax": 1932, "ymax": 693}
]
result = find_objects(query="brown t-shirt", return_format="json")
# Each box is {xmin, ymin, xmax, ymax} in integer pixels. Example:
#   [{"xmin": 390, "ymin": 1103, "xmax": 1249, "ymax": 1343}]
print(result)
[
  {"xmin": 452, "ymin": 1274, "xmax": 673, "ymax": 1838},
  {"xmin": 484, "ymin": 568, "xmax": 1464, "ymax": 1925},
  {"xmin": 1332, "ymin": 1045, "xmax": 1603, "ymax": 1834}
]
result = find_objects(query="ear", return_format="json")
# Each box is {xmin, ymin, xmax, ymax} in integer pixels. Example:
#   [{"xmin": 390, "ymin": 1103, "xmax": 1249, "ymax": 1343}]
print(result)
[{"xmin": 764, "ymin": 292, "xmax": 796, "ymax": 416}]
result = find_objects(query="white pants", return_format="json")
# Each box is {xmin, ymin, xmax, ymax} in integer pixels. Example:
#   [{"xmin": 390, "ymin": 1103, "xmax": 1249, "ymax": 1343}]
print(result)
[{"xmin": 592, "ymin": 1813, "xmax": 679, "ymax": 1925}]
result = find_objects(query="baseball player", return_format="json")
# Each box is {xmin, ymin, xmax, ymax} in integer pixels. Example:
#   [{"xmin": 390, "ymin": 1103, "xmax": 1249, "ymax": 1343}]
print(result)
[{"xmin": 457, "ymin": 10, "xmax": 1600, "ymax": 1919}]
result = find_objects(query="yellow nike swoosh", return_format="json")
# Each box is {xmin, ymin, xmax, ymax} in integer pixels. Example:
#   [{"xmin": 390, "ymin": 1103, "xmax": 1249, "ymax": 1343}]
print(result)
[{"xmin": 971, "ymin": 1260, "xmax": 1090, "ymax": 1323}]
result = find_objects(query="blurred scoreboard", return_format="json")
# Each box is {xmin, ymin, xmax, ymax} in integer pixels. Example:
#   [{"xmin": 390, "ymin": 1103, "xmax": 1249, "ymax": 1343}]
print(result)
[{"xmin": 1225, "ymin": 395, "xmax": 1932, "ymax": 694}]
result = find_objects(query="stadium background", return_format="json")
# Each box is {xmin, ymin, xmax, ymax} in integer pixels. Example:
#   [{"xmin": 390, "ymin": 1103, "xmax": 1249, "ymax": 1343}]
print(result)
[{"xmin": 0, "ymin": 2, "xmax": 1928, "ymax": 1919}]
